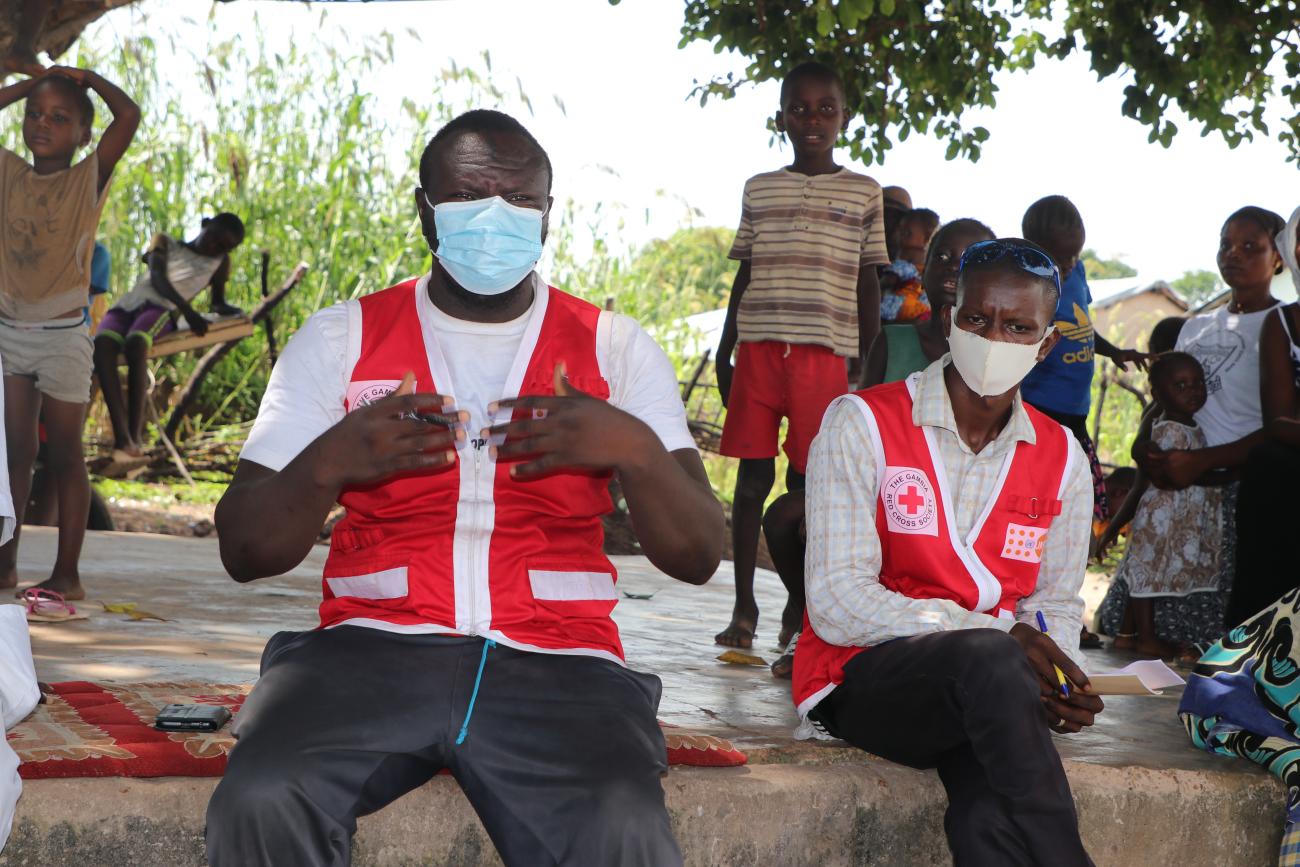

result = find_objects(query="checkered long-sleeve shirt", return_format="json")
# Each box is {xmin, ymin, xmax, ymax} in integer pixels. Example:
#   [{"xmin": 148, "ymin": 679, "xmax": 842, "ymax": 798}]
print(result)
[{"xmin": 804, "ymin": 358, "xmax": 1092, "ymax": 671}]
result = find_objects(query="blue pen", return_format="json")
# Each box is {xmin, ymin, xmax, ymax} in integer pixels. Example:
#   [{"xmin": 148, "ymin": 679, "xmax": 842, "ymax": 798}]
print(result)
[{"xmin": 1035, "ymin": 610, "xmax": 1071, "ymax": 699}]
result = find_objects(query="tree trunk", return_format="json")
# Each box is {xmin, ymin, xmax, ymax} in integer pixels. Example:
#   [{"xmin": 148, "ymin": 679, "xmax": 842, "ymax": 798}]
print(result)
[{"xmin": 0, "ymin": 1, "xmax": 143, "ymax": 63}]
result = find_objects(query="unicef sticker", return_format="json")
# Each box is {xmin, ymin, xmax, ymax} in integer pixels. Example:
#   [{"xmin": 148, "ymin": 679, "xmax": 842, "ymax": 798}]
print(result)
[
  {"xmin": 346, "ymin": 379, "xmax": 404, "ymax": 412},
  {"xmin": 881, "ymin": 466, "xmax": 938, "ymax": 537}
]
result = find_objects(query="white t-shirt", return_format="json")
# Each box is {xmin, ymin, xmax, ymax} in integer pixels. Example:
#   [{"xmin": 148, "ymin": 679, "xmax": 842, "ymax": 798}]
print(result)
[
  {"xmin": 1175, "ymin": 302, "xmax": 1281, "ymax": 446},
  {"xmin": 115, "ymin": 235, "xmax": 225, "ymax": 312},
  {"xmin": 241, "ymin": 274, "xmax": 696, "ymax": 471}
]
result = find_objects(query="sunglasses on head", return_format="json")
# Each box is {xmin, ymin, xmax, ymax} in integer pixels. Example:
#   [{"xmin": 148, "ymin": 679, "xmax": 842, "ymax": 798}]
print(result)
[{"xmin": 957, "ymin": 239, "xmax": 1062, "ymax": 294}]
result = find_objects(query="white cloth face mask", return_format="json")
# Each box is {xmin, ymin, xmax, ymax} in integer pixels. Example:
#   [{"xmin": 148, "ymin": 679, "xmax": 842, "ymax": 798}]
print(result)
[{"xmin": 947, "ymin": 323, "xmax": 1055, "ymax": 397}]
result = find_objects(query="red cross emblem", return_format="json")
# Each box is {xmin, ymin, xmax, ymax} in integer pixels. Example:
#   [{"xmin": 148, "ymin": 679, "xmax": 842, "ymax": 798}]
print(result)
[
  {"xmin": 881, "ymin": 467, "xmax": 938, "ymax": 536},
  {"xmin": 898, "ymin": 485, "xmax": 925, "ymax": 515}
]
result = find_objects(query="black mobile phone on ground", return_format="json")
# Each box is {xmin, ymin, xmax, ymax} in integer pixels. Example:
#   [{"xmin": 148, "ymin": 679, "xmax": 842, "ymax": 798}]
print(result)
[{"xmin": 154, "ymin": 703, "xmax": 233, "ymax": 732}]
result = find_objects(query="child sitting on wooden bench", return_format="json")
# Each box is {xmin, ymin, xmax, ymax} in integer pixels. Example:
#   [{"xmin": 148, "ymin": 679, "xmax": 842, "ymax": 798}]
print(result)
[{"xmin": 92, "ymin": 213, "xmax": 245, "ymax": 465}]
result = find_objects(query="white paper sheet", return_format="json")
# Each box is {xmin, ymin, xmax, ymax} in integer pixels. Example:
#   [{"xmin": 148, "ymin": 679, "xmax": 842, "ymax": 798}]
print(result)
[{"xmin": 1088, "ymin": 659, "xmax": 1186, "ymax": 696}]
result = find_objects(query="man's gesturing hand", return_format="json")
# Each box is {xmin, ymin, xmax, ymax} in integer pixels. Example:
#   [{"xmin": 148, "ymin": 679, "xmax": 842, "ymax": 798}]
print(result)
[
  {"xmin": 486, "ymin": 363, "xmax": 662, "ymax": 479},
  {"xmin": 311, "ymin": 372, "xmax": 464, "ymax": 490},
  {"xmin": 1009, "ymin": 622, "xmax": 1104, "ymax": 734}
]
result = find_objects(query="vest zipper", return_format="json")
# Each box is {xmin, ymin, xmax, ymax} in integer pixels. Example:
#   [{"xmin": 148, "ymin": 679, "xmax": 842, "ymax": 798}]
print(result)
[{"xmin": 466, "ymin": 444, "xmax": 482, "ymax": 637}]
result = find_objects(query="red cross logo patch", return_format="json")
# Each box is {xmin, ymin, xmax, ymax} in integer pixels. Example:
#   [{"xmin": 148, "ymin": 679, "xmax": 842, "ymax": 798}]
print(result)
[
  {"xmin": 881, "ymin": 466, "xmax": 938, "ymax": 536},
  {"xmin": 345, "ymin": 379, "xmax": 405, "ymax": 413}
]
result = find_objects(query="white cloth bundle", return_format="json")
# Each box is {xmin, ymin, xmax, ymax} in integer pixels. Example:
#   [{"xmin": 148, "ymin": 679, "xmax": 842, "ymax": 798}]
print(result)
[{"xmin": 0, "ymin": 605, "xmax": 39, "ymax": 853}]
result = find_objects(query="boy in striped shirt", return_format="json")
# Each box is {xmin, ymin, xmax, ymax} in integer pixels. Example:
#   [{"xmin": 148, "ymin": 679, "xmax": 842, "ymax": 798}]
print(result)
[{"xmin": 714, "ymin": 61, "xmax": 888, "ymax": 651}]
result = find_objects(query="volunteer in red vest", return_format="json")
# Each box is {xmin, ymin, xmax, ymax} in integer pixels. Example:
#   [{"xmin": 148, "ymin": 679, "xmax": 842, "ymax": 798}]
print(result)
[
  {"xmin": 206, "ymin": 110, "xmax": 724, "ymax": 867},
  {"xmin": 793, "ymin": 238, "xmax": 1105, "ymax": 866}
]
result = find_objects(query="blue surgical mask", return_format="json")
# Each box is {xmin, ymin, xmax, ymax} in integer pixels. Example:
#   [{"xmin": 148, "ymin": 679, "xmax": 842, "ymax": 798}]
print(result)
[{"xmin": 427, "ymin": 194, "xmax": 545, "ymax": 296}]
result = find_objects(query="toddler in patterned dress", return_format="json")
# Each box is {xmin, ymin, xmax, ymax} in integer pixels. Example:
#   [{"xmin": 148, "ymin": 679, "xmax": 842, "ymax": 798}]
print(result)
[{"xmin": 1098, "ymin": 352, "xmax": 1228, "ymax": 659}]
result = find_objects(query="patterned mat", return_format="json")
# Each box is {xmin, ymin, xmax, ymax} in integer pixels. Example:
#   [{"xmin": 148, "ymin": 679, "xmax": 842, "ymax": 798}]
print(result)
[{"xmin": 9, "ymin": 682, "xmax": 745, "ymax": 779}]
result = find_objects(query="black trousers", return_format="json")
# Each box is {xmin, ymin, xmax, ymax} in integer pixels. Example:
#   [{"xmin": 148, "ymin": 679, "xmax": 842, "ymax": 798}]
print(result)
[
  {"xmin": 810, "ymin": 629, "xmax": 1093, "ymax": 867},
  {"xmin": 1229, "ymin": 440, "xmax": 1300, "ymax": 627},
  {"xmin": 205, "ymin": 626, "xmax": 681, "ymax": 867}
]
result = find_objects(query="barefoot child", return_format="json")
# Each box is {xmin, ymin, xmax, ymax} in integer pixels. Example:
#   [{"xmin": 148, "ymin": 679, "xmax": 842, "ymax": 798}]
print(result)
[
  {"xmin": 1098, "ymin": 353, "xmax": 1223, "ymax": 658},
  {"xmin": 714, "ymin": 61, "xmax": 887, "ymax": 650},
  {"xmin": 1126, "ymin": 207, "xmax": 1287, "ymax": 647},
  {"xmin": 0, "ymin": 67, "xmax": 139, "ymax": 600},
  {"xmin": 93, "ymin": 214, "xmax": 245, "ymax": 465}
]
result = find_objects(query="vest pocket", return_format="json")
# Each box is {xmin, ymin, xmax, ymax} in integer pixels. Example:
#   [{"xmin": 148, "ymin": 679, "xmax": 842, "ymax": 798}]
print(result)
[
  {"xmin": 527, "ymin": 566, "xmax": 618, "ymax": 621},
  {"xmin": 325, "ymin": 566, "xmax": 410, "ymax": 600}
]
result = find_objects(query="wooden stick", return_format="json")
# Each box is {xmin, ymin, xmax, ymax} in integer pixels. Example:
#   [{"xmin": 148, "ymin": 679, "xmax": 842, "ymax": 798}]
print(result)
[
  {"xmin": 680, "ymin": 349, "xmax": 711, "ymax": 404},
  {"xmin": 145, "ymin": 397, "xmax": 195, "ymax": 487},
  {"xmin": 260, "ymin": 250, "xmax": 279, "ymax": 366},
  {"xmin": 163, "ymin": 262, "xmax": 309, "ymax": 440}
]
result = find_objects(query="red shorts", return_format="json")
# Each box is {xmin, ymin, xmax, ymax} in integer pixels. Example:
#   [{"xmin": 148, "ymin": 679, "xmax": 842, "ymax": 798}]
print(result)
[{"xmin": 719, "ymin": 341, "xmax": 849, "ymax": 473}]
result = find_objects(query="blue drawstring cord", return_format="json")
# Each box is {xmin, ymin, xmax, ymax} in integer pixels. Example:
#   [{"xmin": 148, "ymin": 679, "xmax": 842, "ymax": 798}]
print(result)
[{"xmin": 455, "ymin": 639, "xmax": 495, "ymax": 746}]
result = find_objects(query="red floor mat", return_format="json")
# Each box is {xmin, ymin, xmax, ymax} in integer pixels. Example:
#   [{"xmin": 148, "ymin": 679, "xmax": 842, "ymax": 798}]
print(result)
[{"xmin": 10, "ymin": 681, "xmax": 745, "ymax": 779}]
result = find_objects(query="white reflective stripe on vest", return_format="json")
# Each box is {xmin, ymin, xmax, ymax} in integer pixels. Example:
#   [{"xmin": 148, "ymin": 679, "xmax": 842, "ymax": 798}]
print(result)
[
  {"xmin": 904, "ymin": 376, "xmax": 1007, "ymax": 613},
  {"xmin": 528, "ymin": 570, "xmax": 617, "ymax": 601},
  {"xmin": 326, "ymin": 567, "xmax": 409, "ymax": 600}
]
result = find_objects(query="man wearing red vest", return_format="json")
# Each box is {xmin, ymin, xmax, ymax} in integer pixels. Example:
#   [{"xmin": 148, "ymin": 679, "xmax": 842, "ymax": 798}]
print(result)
[
  {"xmin": 794, "ymin": 238, "xmax": 1105, "ymax": 865},
  {"xmin": 205, "ymin": 110, "xmax": 724, "ymax": 867}
]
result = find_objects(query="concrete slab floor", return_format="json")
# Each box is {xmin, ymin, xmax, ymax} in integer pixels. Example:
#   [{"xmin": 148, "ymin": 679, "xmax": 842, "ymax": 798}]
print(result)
[
  {"xmin": 3, "ymin": 528, "xmax": 1286, "ymax": 867},
  {"xmin": 10, "ymin": 526, "xmax": 1265, "ymax": 774}
]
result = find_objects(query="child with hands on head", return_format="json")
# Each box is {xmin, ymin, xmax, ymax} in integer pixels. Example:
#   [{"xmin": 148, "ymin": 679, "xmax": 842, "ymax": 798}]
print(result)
[{"xmin": 0, "ymin": 64, "xmax": 139, "ymax": 601}]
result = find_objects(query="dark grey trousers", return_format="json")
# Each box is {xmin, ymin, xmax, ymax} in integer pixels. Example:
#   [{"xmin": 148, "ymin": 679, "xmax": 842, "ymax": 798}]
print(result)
[
  {"xmin": 205, "ymin": 626, "xmax": 682, "ymax": 867},
  {"xmin": 810, "ymin": 629, "xmax": 1094, "ymax": 867}
]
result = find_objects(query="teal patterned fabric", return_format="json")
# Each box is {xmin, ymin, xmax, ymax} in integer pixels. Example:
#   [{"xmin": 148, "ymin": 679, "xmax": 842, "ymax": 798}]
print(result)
[{"xmin": 1180, "ymin": 588, "xmax": 1300, "ymax": 862}]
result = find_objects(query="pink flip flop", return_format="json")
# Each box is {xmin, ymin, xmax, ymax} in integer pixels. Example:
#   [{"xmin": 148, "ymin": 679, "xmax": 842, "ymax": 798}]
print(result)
[{"xmin": 21, "ymin": 588, "xmax": 88, "ymax": 623}]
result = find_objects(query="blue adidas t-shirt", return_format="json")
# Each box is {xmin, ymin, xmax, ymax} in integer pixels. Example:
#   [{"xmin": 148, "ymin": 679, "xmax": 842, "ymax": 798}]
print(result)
[{"xmin": 1021, "ymin": 261, "xmax": 1094, "ymax": 417}]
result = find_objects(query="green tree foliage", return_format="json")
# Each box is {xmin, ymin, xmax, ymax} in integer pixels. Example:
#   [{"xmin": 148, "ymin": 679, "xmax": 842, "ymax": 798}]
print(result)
[
  {"xmin": 647, "ymin": 1, "xmax": 1300, "ymax": 166},
  {"xmin": 1170, "ymin": 269, "xmax": 1224, "ymax": 306},
  {"xmin": 1081, "ymin": 248, "xmax": 1137, "ymax": 280}
]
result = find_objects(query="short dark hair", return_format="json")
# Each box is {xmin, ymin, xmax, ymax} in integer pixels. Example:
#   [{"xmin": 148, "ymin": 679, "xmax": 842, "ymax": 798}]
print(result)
[
  {"xmin": 1148, "ymin": 351, "xmax": 1203, "ymax": 389},
  {"xmin": 1105, "ymin": 465, "xmax": 1137, "ymax": 488},
  {"xmin": 1222, "ymin": 205, "xmax": 1285, "ymax": 241},
  {"xmin": 1021, "ymin": 195, "xmax": 1084, "ymax": 246},
  {"xmin": 779, "ymin": 61, "xmax": 844, "ymax": 105},
  {"xmin": 958, "ymin": 237, "xmax": 1062, "ymax": 311},
  {"xmin": 1148, "ymin": 316, "xmax": 1186, "ymax": 354},
  {"xmin": 901, "ymin": 207, "xmax": 941, "ymax": 235},
  {"xmin": 925, "ymin": 218, "xmax": 995, "ymax": 269},
  {"xmin": 32, "ymin": 75, "xmax": 94, "ymax": 128},
  {"xmin": 206, "ymin": 212, "xmax": 245, "ymax": 243},
  {"xmin": 419, "ymin": 109, "xmax": 552, "ymax": 194}
]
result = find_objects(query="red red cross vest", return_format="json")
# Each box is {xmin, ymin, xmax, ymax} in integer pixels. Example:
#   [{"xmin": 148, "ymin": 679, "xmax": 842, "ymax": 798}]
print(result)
[
  {"xmin": 319, "ymin": 276, "xmax": 624, "ymax": 663},
  {"xmin": 792, "ymin": 376, "xmax": 1076, "ymax": 716}
]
